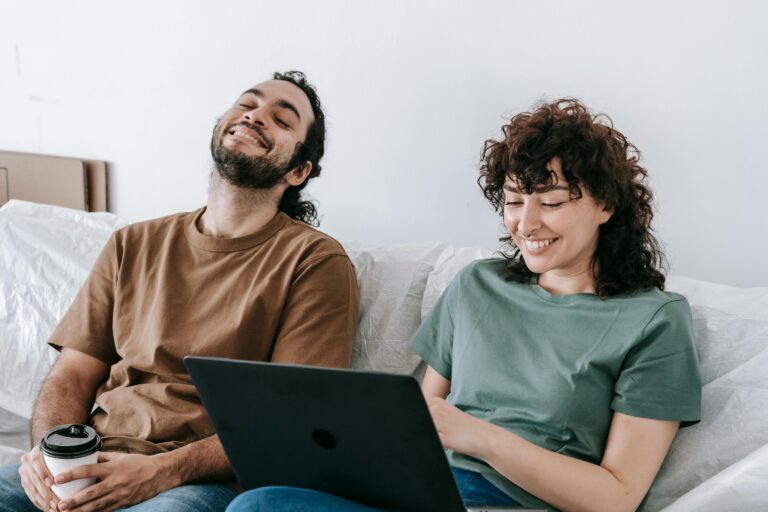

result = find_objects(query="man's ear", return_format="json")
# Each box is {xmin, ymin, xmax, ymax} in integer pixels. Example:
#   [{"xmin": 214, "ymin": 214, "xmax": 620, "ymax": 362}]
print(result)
[{"xmin": 284, "ymin": 162, "xmax": 312, "ymax": 187}]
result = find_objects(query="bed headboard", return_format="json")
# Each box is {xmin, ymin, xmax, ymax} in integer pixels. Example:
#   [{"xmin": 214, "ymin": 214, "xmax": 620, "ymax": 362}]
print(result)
[{"xmin": 0, "ymin": 150, "xmax": 108, "ymax": 212}]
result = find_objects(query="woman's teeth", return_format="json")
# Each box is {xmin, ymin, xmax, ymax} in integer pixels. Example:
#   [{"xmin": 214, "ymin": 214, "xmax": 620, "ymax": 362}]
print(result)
[{"xmin": 524, "ymin": 238, "xmax": 556, "ymax": 250}]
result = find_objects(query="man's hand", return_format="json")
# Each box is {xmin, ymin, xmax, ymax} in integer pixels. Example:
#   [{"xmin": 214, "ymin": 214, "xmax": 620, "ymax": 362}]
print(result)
[
  {"xmin": 19, "ymin": 445, "xmax": 59, "ymax": 512},
  {"xmin": 426, "ymin": 396, "xmax": 495, "ymax": 459},
  {"xmin": 55, "ymin": 452, "xmax": 176, "ymax": 512}
]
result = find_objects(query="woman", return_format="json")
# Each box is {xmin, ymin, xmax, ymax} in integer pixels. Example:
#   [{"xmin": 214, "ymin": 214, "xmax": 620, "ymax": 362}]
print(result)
[{"xmin": 227, "ymin": 99, "xmax": 702, "ymax": 511}]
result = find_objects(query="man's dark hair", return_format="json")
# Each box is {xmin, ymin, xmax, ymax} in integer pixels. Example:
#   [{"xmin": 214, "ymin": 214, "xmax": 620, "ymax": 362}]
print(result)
[
  {"xmin": 273, "ymin": 70, "xmax": 326, "ymax": 226},
  {"xmin": 478, "ymin": 98, "xmax": 666, "ymax": 297}
]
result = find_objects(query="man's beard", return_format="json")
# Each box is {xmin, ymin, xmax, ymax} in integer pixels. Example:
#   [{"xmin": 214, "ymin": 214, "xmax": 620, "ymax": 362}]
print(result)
[{"xmin": 210, "ymin": 122, "xmax": 299, "ymax": 189}]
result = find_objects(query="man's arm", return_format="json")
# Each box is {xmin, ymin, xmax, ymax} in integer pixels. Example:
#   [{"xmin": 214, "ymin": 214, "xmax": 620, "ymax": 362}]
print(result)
[
  {"xmin": 19, "ymin": 348, "xmax": 108, "ymax": 511},
  {"xmin": 31, "ymin": 349, "xmax": 109, "ymax": 442},
  {"xmin": 55, "ymin": 434, "xmax": 233, "ymax": 512},
  {"xmin": 270, "ymin": 253, "xmax": 360, "ymax": 366}
]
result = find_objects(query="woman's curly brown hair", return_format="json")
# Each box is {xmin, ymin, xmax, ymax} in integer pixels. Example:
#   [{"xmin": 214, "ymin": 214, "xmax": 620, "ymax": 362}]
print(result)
[{"xmin": 478, "ymin": 98, "xmax": 666, "ymax": 296}]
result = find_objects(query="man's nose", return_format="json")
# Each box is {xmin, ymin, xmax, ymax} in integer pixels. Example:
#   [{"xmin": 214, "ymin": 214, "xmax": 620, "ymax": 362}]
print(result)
[{"xmin": 242, "ymin": 106, "xmax": 267, "ymax": 126}]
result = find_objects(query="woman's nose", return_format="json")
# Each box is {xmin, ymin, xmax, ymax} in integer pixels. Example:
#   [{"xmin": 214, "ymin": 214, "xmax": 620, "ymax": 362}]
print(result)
[{"xmin": 517, "ymin": 203, "xmax": 542, "ymax": 236}]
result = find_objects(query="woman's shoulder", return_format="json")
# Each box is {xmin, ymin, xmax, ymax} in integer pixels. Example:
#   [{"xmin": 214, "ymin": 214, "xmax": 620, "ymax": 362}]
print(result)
[
  {"xmin": 609, "ymin": 286, "xmax": 692, "ymax": 329},
  {"xmin": 454, "ymin": 257, "xmax": 510, "ymax": 283},
  {"xmin": 614, "ymin": 286, "xmax": 688, "ymax": 307},
  {"xmin": 450, "ymin": 258, "xmax": 534, "ymax": 297}
]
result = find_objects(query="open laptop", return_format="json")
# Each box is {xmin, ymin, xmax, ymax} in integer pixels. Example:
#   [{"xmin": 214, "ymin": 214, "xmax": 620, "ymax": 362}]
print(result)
[{"xmin": 184, "ymin": 356, "xmax": 543, "ymax": 512}]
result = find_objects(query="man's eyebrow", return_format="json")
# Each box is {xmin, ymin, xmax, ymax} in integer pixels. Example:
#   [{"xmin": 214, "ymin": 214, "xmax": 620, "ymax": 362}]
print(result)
[
  {"xmin": 241, "ymin": 88, "xmax": 301, "ymax": 121},
  {"xmin": 503, "ymin": 183, "xmax": 569, "ymax": 193}
]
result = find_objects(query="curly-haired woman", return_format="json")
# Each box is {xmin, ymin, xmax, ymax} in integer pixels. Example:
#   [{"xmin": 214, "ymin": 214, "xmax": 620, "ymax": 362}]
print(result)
[{"xmin": 227, "ymin": 99, "xmax": 702, "ymax": 511}]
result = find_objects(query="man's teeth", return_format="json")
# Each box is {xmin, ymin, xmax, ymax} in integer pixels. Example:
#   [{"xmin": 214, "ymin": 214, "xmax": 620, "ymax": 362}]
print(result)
[
  {"xmin": 232, "ymin": 130, "xmax": 264, "ymax": 147},
  {"xmin": 524, "ymin": 238, "xmax": 556, "ymax": 250}
]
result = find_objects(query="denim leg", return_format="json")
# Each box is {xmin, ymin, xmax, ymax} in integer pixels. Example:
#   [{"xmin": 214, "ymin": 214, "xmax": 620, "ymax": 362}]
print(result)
[
  {"xmin": 227, "ymin": 487, "xmax": 382, "ymax": 512},
  {"xmin": 0, "ymin": 463, "xmax": 39, "ymax": 512},
  {"xmin": 118, "ymin": 482, "xmax": 238, "ymax": 512},
  {"xmin": 452, "ymin": 467, "xmax": 521, "ymax": 507}
]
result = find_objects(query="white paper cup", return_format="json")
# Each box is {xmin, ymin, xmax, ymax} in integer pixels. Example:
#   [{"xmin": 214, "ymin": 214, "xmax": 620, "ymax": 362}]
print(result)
[
  {"xmin": 40, "ymin": 424, "xmax": 102, "ymax": 500},
  {"xmin": 43, "ymin": 450, "xmax": 99, "ymax": 499}
]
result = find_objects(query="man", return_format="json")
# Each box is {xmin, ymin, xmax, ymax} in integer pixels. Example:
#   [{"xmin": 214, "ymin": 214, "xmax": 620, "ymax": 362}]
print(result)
[{"xmin": 0, "ymin": 71, "xmax": 360, "ymax": 512}]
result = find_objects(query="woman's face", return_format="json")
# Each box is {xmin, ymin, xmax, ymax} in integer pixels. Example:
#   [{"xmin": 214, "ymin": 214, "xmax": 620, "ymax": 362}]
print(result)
[{"xmin": 503, "ymin": 157, "xmax": 612, "ymax": 283}]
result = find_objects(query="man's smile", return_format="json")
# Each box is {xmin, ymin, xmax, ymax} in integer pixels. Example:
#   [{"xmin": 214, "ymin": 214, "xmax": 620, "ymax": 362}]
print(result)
[{"xmin": 225, "ymin": 124, "xmax": 272, "ymax": 150}]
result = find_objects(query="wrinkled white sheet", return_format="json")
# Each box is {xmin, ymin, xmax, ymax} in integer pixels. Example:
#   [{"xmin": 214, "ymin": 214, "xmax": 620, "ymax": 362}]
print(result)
[
  {"xmin": 647, "ymin": 277, "xmax": 768, "ymax": 511},
  {"xmin": 663, "ymin": 442, "xmax": 768, "ymax": 512},
  {"xmin": 0, "ymin": 407, "xmax": 28, "ymax": 465},
  {"xmin": 0, "ymin": 200, "xmax": 127, "ymax": 419}
]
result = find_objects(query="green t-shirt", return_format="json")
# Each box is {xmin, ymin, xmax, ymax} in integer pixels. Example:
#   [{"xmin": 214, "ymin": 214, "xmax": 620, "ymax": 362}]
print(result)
[{"xmin": 411, "ymin": 258, "xmax": 701, "ymax": 510}]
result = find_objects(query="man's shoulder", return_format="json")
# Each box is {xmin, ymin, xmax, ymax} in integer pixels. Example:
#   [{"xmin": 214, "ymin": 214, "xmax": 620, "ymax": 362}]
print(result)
[
  {"xmin": 113, "ymin": 209, "xmax": 197, "ymax": 241},
  {"xmin": 276, "ymin": 216, "xmax": 351, "ymax": 261}
]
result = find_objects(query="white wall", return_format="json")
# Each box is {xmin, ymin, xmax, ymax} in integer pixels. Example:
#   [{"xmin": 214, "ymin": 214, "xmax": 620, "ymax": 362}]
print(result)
[{"xmin": 1, "ymin": 0, "xmax": 766, "ymax": 287}]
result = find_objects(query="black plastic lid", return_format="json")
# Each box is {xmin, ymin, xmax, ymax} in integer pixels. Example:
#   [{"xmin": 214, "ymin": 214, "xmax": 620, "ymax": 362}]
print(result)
[{"xmin": 40, "ymin": 424, "xmax": 101, "ymax": 459}]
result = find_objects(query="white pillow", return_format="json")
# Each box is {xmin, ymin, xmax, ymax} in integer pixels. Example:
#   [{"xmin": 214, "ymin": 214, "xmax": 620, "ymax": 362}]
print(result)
[
  {"xmin": 344, "ymin": 242, "xmax": 447, "ymax": 376},
  {"xmin": 661, "ymin": 442, "xmax": 768, "ymax": 511},
  {"xmin": 0, "ymin": 200, "xmax": 127, "ymax": 419},
  {"xmin": 421, "ymin": 245, "xmax": 493, "ymax": 320}
]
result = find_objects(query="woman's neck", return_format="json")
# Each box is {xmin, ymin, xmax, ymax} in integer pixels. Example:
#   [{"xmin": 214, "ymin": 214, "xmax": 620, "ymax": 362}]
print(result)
[{"xmin": 537, "ymin": 268, "xmax": 597, "ymax": 296}]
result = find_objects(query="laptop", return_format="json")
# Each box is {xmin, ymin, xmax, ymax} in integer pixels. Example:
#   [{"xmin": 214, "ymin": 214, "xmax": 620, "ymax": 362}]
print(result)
[{"xmin": 184, "ymin": 356, "xmax": 543, "ymax": 512}]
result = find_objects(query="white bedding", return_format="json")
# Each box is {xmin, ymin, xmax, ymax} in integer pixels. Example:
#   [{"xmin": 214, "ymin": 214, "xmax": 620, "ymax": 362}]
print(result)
[
  {"xmin": 0, "ymin": 407, "xmax": 27, "ymax": 465},
  {"xmin": 1, "ymin": 200, "xmax": 767, "ymax": 510},
  {"xmin": 0, "ymin": 201, "xmax": 128, "ymax": 421}
]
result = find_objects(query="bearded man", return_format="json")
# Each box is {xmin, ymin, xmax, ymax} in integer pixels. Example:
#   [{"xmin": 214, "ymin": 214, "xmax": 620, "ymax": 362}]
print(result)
[{"xmin": 0, "ymin": 71, "xmax": 360, "ymax": 512}]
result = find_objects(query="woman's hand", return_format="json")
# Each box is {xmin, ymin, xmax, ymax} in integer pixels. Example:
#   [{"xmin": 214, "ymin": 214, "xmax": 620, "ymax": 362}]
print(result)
[{"xmin": 426, "ymin": 396, "xmax": 495, "ymax": 459}]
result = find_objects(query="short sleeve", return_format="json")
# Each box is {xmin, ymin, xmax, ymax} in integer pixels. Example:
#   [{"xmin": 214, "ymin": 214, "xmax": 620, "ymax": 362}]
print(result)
[
  {"xmin": 612, "ymin": 299, "xmax": 702, "ymax": 427},
  {"xmin": 410, "ymin": 271, "xmax": 461, "ymax": 380},
  {"xmin": 270, "ymin": 254, "xmax": 360, "ymax": 368},
  {"xmin": 47, "ymin": 232, "xmax": 120, "ymax": 365}
]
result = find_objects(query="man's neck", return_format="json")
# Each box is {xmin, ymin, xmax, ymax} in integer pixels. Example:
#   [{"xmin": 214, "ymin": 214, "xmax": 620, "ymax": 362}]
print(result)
[{"xmin": 199, "ymin": 173, "xmax": 284, "ymax": 238}]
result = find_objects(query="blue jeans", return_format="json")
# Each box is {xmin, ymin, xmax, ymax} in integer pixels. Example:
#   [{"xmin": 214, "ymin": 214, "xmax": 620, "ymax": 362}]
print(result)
[
  {"xmin": 0, "ymin": 463, "xmax": 238, "ymax": 512},
  {"xmin": 226, "ymin": 467, "xmax": 521, "ymax": 511}
]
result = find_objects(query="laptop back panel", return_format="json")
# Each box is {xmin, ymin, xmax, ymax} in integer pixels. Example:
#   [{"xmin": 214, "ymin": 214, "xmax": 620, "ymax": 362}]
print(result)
[{"xmin": 185, "ymin": 356, "xmax": 466, "ymax": 512}]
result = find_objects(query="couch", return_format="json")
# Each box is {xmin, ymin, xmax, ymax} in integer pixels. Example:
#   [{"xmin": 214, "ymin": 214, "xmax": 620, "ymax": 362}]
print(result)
[{"xmin": 1, "ymin": 200, "xmax": 767, "ymax": 511}]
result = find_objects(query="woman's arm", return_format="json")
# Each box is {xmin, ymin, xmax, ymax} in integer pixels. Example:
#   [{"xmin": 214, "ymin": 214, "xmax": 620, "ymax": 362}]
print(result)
[
  {"xmin": 423, "ymin": 365, "xmax": 679, "ymax": 512},
  {"xmin": 421, "ymin": 365, "xmax": 451, "ymax": 399}
]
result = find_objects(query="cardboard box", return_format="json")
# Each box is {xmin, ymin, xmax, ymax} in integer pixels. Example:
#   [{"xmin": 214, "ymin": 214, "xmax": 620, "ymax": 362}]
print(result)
[{"xmin": 0, "ymin": 151, "xmax": 108, "ymax": 212}]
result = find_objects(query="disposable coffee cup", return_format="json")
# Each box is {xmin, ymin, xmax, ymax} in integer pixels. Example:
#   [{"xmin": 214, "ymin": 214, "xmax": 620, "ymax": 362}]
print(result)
[{"xmin": 40, "ymin": 424, "xmax": 101, "ymax": 500}]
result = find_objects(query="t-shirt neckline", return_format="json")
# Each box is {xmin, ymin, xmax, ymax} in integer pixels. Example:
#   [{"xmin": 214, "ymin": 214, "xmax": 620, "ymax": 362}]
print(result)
[
  {"xmin": 528, "ymin": 274, "xmax": 601, "ymax": 304},
  {"xmin": 184, "ymin": 207, "xmax": 290, "ymax": 252}
]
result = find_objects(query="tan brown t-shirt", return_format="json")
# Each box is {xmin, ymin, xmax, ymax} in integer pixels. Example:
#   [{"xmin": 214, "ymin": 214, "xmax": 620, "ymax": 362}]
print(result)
[{"xmin": 48, "ymin": 208, "xmax": 360, "ymax": 455}]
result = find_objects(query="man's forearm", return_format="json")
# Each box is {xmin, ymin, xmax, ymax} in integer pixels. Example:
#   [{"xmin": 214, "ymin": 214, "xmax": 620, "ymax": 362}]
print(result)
[
  {"xmin": 155, "ymin": 434, "xmax": 233, "ymax": 486},
  {"xmin": 31, "ymin": 368, "xmax": 94, "ymax": 443}
]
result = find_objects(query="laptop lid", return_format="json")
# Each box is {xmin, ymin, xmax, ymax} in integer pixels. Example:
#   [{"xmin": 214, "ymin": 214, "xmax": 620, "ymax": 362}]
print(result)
[{"xmin": 184, "ymin": 356, "xmax": 467, "ymax": 512}]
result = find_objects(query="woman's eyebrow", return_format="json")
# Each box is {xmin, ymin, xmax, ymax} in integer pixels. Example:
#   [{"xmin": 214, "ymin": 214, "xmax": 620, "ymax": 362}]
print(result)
[{"xmin": 503, "ymin": 184, "xmax": 569, "ymax": 193}]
